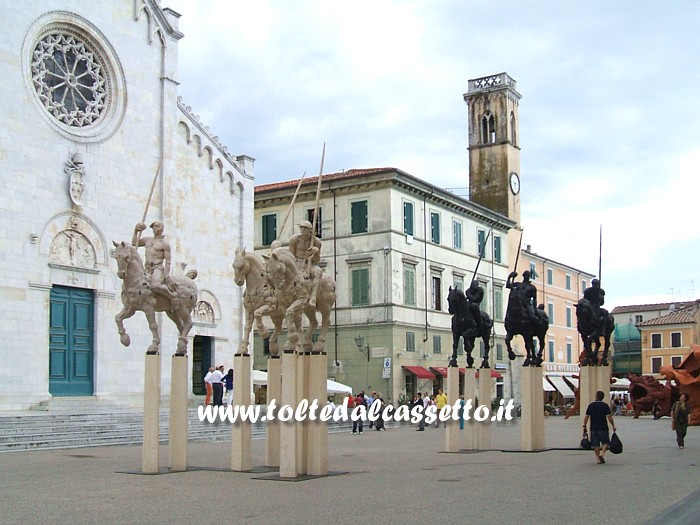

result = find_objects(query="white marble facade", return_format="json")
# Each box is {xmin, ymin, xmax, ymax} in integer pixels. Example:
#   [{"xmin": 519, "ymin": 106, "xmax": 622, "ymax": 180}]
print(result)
[{"xmin": 0, "ymin": 0, "xmax": 253, "ymax": 409}]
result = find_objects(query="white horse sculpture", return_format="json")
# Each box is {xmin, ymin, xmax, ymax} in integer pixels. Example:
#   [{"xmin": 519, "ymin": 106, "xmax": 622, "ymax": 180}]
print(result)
[
  {"xmin": 263, "ymin": 247, "xmax": 336, "ymax": 351},
  {"xmin": 232, "ymin": 247, "xmax": 288, "ymax": 355},
  {"xmin": 113, "ymin": 241, "xmax": 197, "ymax": 355}
]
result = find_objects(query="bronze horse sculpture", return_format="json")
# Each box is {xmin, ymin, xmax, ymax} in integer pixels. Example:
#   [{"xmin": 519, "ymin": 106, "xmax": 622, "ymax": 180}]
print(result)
[
  {"xmin": 113, "ymin": 241, "xmax": 197, "ymax": 355},
  {"xmin": 447, "ymin": 287, "xmax": 498, "ymax": 368},
  {"xmin": 504, "ymin": 272, "xmax": 549, "ymax": 366},
  {"xmin": 575, "ymin": 298, "xmax": 614, "ymax": 365}
]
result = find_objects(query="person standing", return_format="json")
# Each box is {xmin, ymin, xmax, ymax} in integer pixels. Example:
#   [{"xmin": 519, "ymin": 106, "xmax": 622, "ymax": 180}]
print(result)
[
  {"xmin": 435, "ymin": 389, "xmax": 448, "ymax": 428},
  {"xmin": 671, "ymin": 393, "xmax": 691, "ymax": 448},
  {"xmin": 224, "ymin": 368, "xmax": 234, "ymax": 406},
  {"xmin": 203, "ymin": 367, "xmax": 214, "ymax": 406},
  {"xmin": 366, "ymin": 391, "xmax": 376, "ymax": 429},
  {"xmin": 458, "ymin": 395, "xmax": 466, "ymax": 430},
  {"xmin": 211, "ymin": 365, "xmax": 225, "ymax": 407},
  {"xmin": 352, "ymin": 392, "xmax": 365, "ymax": 434},
  {"xmin": 583, "ymin": 390, "xmax": 617, "ymax": 464}
]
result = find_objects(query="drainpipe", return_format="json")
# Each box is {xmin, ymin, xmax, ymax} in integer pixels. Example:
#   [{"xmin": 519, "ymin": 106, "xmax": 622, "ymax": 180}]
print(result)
[{"xmin": 423, "ymin": 190, "xmax": 433, "ymax": 343}]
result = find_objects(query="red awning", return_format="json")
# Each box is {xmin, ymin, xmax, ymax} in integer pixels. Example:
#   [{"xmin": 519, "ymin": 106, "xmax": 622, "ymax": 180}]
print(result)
[
  {"xmin": 402, "ymin": 366, "xmax": 436, "ymax": 379},
  {"xmin": 430, "ymin": 366, "xmax": 448, "ymax": 376},
  {"xmin": 475, "ymin": 370, "xmax": 503, "ymax": 379}
]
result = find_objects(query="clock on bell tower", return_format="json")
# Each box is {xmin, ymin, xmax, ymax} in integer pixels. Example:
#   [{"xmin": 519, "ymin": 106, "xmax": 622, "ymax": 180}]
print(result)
[{"xmin": 463, "ymin": 72, "xmax": 521, "ymax": 226}]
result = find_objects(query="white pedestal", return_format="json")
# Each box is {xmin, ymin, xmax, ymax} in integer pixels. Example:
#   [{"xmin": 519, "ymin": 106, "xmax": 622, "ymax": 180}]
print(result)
[
  {"xmin": 169, "ymin": 355, "xmax": 189, "ymax": 471},
  {"xmin": 580, "ymin": 366, "xmax": 611, "ymax": 427},
  {"xmin": 265, "ymin": 356, "xmax": 281, "ymax": 467},
  {"xmin": 142, "ymin": 353, "xmax": 160, "ymax": 474},
  {"xmin": 231, "ymin": 353, "xmax": 252, "ymax": 471},
  {"xmin": 463, "ymin": 368, "xmax": 477, "ymax": 451},
  {"xmin": 477, "ymin": 370, "xmax": 493, "ymax": 450},
  {"xmin": 445, "ymin": 366, "xmax": 461, "ymax": 452},
  {"xmin": 296, "ymin": 352, "xmax": 309, "ymax": 475},
  {"xmin": 520, "ymin": 366, "xmax": 545, "ymax": 451},
  {"xmin": 307, "ymin": 352, "xmax": 328, "ymax": 476},
  {"xmin": 280, "ymin": 349, "xmax": 298, "ymax": 478}
]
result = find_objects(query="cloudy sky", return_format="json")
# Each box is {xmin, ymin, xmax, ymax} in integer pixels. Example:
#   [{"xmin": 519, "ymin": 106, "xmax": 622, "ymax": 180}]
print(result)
[{"xmin": 165, "ymin": 1, "xmax": 700, "ymax": 309}]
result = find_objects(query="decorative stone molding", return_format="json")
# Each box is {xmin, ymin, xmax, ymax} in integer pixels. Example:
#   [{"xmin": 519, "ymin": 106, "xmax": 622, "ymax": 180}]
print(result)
[{"xmin": 40, "ymin": 211, "xmax": 108, "ymax": 266}]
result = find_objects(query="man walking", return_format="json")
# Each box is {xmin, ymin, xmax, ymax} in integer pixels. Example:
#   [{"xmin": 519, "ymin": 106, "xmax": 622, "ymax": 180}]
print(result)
[
  {"xmin": 210, "ymin": 365, "xmax": 225, "ymax": 407},
  {"xmin": 583, "ymin": 390, "xmax": 617, "ymax": 464}
]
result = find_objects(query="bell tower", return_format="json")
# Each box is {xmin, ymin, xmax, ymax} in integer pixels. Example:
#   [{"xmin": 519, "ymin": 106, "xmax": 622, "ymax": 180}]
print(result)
[{"xmin": 464, "ymin": 72, "xmax": 521, "ymax": 226}]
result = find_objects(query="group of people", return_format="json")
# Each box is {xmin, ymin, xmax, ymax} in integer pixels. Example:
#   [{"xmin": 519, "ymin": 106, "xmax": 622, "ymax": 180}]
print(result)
[
  {"xmin": 410, "ymin": 389, "xmax": 465, "ymax": 430},
  {"xmin": 345, "ymin": 391, "xmax": 389, "ymax": 434},
  {"xmin": 203, "ymin": 366, "xmax": 234, "ymax": 406}
]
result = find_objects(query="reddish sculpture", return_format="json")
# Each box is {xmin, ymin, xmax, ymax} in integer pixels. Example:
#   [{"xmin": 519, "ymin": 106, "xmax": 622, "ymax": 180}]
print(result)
[
  {"xmin": 659, "ymin": 344, "xmax": 700, "ymax": 426},
  {"xmin": 627, "ymin": 373, "xmax": 679, "ymax": 419}
]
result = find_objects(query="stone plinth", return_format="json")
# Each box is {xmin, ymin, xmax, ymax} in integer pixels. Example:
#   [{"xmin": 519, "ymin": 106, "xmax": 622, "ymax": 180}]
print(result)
[
  {"xmin": 265, "ymin": 355, "xmax": 281, "ymax": 467},
  {"xmin": 476, "ymin": 370, "xmax": 492, "ymax": 450},
  {"xmin": 231, "ymin": 353, "xmax": 252, "ymax": 471},
  {"xmin": 142, "ymin": 353, "xmax": 160, "ymax": 474},
  {"xmin": 279, "ymin": 350, "xmax": 298, "ymax": 478},
  {"xmin": 307, "ymin": 352, "xmax": 328, "ymax": 476},
  {"xmin": 445, "ymin": 366, "xmax": 461, "ymax": 452},
  {"xmin": 520, "ymin": 366, "xmax": 545, "ymax": 451},
  {"xmin": 463, "ymin": 368, "xmax": 477, "ymax": 450},
  {"xmin": 580, "ymin": 365, "xmax": 611, "ymax": 427},
  {"xmin": 169, "ymin": 354, "xmax": 188, "ymax": 471}
]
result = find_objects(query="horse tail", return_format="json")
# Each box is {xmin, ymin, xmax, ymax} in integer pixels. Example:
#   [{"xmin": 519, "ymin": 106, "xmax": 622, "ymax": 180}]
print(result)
[{"xmin": 186, "ymin": 269, "xmax": 198, "ymax": 280}]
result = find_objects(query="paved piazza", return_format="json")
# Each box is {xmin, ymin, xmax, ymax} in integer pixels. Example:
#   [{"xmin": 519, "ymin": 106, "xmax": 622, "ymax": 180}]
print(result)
[{"xmin": 1, "ymin": 416, "xmax": 697, "ymax": 524}]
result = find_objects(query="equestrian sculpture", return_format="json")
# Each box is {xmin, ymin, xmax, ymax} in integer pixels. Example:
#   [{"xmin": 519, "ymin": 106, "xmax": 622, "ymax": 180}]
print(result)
[
  {"xmin": 504, "ymin": 271, "xmax": 549, "ymax": 366},
  {"xmin": 575, "ymin": 278, "xmax": 614, "ymax": 365}
]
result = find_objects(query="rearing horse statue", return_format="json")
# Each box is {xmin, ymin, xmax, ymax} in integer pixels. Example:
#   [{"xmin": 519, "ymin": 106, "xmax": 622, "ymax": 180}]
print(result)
[{"xmin": 113, "ymin": 241, "xmax": 197, "ymax": 355}]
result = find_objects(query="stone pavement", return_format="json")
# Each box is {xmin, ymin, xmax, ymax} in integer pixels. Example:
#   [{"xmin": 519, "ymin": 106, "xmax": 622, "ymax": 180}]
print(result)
[{"xmin": 0, "ymin": 415, "xmax": 697, "ymax": 525}]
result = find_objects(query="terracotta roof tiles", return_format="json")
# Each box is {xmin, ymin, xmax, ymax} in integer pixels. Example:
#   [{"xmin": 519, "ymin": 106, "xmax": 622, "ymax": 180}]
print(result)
[{"xmin": 637, "ymin": 303, "xmax": 699, "ymax": 327}]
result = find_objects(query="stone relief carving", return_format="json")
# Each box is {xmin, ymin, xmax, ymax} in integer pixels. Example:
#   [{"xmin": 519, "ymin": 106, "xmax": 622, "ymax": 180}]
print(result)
[
  {"xmin": 65, "ymin": 152, "xmax": 86, "ymax": 206},
  {"xmin": 49, "ymin": 229, "xmax": 96, "ymax": 268},
  {"xmin": 194, "ymin": 301, "xmax": 215, "ymax": 324}
]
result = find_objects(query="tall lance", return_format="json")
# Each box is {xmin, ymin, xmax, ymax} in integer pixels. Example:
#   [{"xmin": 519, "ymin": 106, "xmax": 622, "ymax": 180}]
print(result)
[
  {"xmin": 275, "ymin": 171, "xmax": 307, "ymax": 244},
  {"xmin": 470, "ymin": 226, "xmax": 492, "ymax": 283},
  {"xmin": 135, "ymin": 160, "xmax": 163, "ymax": 246},
  {"xmin": 511, "ymin": 228, "xmax": 524, "ymax": 280},
  {"xmin": 598, "ymin": 224, "xmax": 603, "ymax": 284},
  {"xmin": 307, "ymin": 143, "xmax": 326, "ymax": 275}
]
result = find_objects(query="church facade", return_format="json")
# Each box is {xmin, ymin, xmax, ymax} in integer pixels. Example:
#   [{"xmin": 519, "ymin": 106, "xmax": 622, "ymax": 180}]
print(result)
[{"xmin": 0, "ymin": 0, "xmax": 254, "ymax": 410}]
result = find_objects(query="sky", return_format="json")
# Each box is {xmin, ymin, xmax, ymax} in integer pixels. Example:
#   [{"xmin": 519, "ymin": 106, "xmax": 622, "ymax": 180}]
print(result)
[{"xmin": 165, "ymin": 1, "xmax": 700, "ymax": 309}]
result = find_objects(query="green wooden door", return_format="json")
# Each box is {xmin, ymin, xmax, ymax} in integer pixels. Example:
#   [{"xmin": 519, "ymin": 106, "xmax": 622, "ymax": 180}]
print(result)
[
  {"xmin": 192, "ymin": 336, "xmax": 212, "ymax": 395},
  {"xmin": 49, "ymin": 286, "xmax": 94, "ymax": 396}
]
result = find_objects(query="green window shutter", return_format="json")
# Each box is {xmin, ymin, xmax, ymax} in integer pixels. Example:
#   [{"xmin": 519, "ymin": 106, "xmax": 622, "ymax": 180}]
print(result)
[
  {"xmin": 352, "ymin": 268, "xmax": 369, "ymax": 306},
  {"xmin": 494, "ymin": 236, "xmax": 501, "ymax": 263},
  {"xmin": 262, "ymin": 214, "xmax": 276, "ymax": 246},
  {"xmin": 494, "ymin": 289, "xmax": 503, "ymax": 321},
  {"xmin": 431, "ymin": 212, "xmax": 440, "ymax": 243},
  {"xmin": 403, "ymin": 202, "xmax": 414, "ymax": 236},
  {"xmin": 478, "ymin": 230, "xmax": 486, "ymax": 258},
  {"xmin": 351, "ymin": 201, "xmax": 368, "ymax": 234}
]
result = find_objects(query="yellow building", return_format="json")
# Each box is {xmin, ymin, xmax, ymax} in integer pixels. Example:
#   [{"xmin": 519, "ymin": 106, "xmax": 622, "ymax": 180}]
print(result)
[{"xmin": 638, "ymin": 301, "xmax": 700, "ymax": 377}]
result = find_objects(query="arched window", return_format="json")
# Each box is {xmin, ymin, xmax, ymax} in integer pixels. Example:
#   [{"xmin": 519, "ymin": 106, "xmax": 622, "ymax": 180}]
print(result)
[
  {"xmin": 510, "ymin": 112, "xmax": 517, "ymax": 146},
  {"xmin": 481, "ymin": 113, "xmax": 496, "ymax": 144}
]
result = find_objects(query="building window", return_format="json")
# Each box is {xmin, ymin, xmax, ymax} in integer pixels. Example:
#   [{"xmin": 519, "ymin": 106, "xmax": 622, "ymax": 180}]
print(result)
[
  {"xmin": 351, "ymin": 267, "xmax": 370, "ymax": 306},
  {"xmin": 453, "ymin": 274, "xmax": 464, "ymax": 292},
  {"xmin": 433, "ymin": 335, "xmax": 442, "ymax": 354},
  {"xmin": 565, "ymin": 274, "xmax": 571, "ymax": 290},
  {"xmin": 481, "ymin": 112, "xmax": 496, "ymax": 144},
  {"xmin": 306, "ymin": 208, "xmax": 322, "ymax": 238},
  {"xmin": 261, "ymin": 214, "xmax": 277, "ymax": 246},
  {"xmin": 581, "ymin": 279, "xmax": 588, "ymax": 291},
  {"xmin": 672, "ymin": 356, "xmax": 682, "ymax": 367},
  {"xmin": 651, "ymin": 333, "xmax": 662, "ymax": 349},
  {"xmin": 671, "ymin": 332, "xmax": 682, "ymax": 348},
  {"xmin": 652, "ymin": 356, "xmax": 662, "ymax": 374},
  {"xmin": 430, "ymin": 212, "xmax": 441, "ymax": 244},
  {"xmin": 566, "ymin": 342, "xmax": 572, "ymax": 364},
  {"xmin": 510, "ymin": 112, "xmax": 516, "ymax": 145},
  {"xmin": 403, "ymin": 201, "xmax": 414, "ymax": 236},
  {"xmin": 496, "ymin": 343, "xmax": 503, "ymax": 360},
  {"xmin": 548, "ymin": 340, "xmax": 554, "ymax": 362},
  {"xmin": 403, "ymin": 266, "xmax": 416, "ymax": 306},
  {"xmin": 494, "ymin": 236, "xmax": 502, "ymax": 263},
  {"xmin": 530, "ymin": 262, "xmax": 537, "ymax": 277},
  {"xmin": 548, "ymin": 302, "xmax": 555, "ymax": 324},
  {"xmin": 566, "ymin": 306, "xmax": 572, "ymax": 328},
  {"xmin": 457, "ymin": 339, "xmax": 464, "ymax": 355},
  {"xmin": 263, "ymin": 338, "xmax": 270, "ymax": 355},
  {"xmin": 478, "ymin": 229, "xmax": 487, "ymax": 258},
  {"xmin": 479, "ymin": 340, "xmax": 485, "ymax": 358},
  {"xmin": 494, "ymin": 288, "xmax": 503, "ymax": 321},
  {"xmin": 635, "ymin": 315, "xmax": 643, "ymax": 324},
  {"xmin": 432, "ymin": 276, "xmax": 442, "ymax": 311},
  {"xmin": 547, "ymin": 268, "xmax": 553, "ymax": 286},
  {"xmin": 351, "ymin": 200, "xmax": 368, "ymax": 234},
  {"xmin": 406, "ymin": 331, "xmax": 416, "ymax": 352},
  {"xmin": 453, "ymin": 220, "xmax": 462, "ymax": 250}
]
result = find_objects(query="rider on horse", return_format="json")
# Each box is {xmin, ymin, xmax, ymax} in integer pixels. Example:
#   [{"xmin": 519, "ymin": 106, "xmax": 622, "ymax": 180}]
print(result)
[
  {"xmin": 288, "ymin": 221, "xmax": 323, "ymax": 307},
  {"xmin": 583, "ymin": 278, "xmax": 606, "ymax": 329},
  {"xmin": 132, "ymin": 221, "xmax": 177, "ymax": 300},
  {"xmin": 506, "ymin": 270, "xmax": 538, "ymax": 325},
  {"xmin": 466, "ymin": 280, "xmax": 484, "ymax": 331}
]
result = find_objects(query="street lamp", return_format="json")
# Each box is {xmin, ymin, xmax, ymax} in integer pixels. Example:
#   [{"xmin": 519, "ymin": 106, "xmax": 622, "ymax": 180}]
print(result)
[{"xmin": 354, "ymin": 335, "xmax": 370, "ymax": 362}]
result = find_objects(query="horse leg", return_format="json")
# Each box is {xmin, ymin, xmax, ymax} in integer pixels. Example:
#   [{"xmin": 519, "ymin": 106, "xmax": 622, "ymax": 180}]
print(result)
[
  {"xmin": 268, "ymin": 313, "xmax": 284, "ymax": 356},
  {"xmin": 450, "ymin": 331, "xmax": 459, "ymax": 367},
  {"xmin": 166, "ymin": 310, "xmax": 191, "ymax": 357},
  {"xmin": 115, "ymin": 305, "xmax": 136, "ymax": 347},
  {"xmin": 480, "ymin": 332, "xmax": 491, "ymax": 369},
  {"xmin": 600, "ymin": 335, "xmax": 610, "ymax": 366},
  {"xmin": 464, "ymin": 334, "xmax": 475, "ymax": 368},
  {"xmin": 505, "ymin": 332, "xmax": 516, "ymax": 360},
  {"xmin": 303, "ymin": 307, "xmax": 319, "ymax": 351},
  {"xmin": 143, "ymin": 307, "xmax": 160, "ymax": 354},
  {"xmin": 313, "ymin": 305, "xmax": 331, "ymax": 351},
  {"xmin": 523, "ymin": 336, "xmax": 532, "ymax": 367}
]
